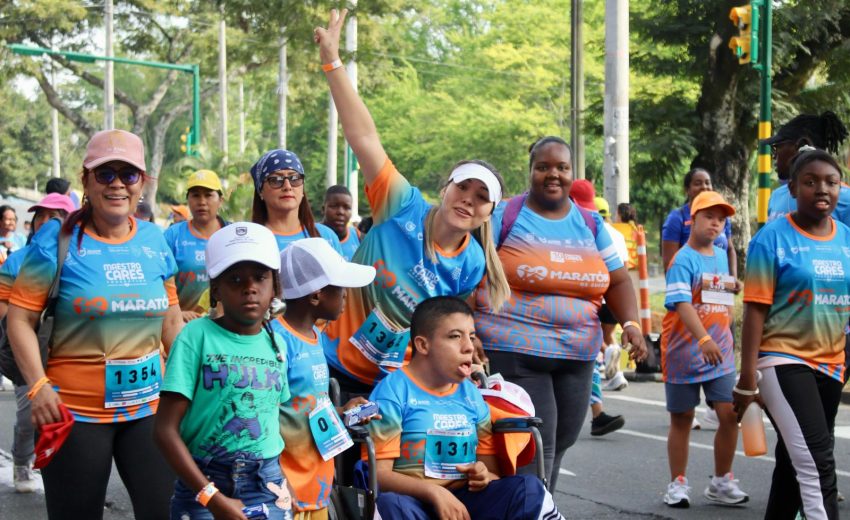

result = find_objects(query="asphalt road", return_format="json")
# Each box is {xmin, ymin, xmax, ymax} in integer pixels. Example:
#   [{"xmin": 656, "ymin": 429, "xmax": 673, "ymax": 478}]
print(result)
[{"xmin": 2, "ymin": 377, "xmax": 848, "ymax": 519}]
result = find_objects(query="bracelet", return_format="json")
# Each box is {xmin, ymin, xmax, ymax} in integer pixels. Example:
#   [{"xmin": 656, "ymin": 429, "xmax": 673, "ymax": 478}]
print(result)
[
  {"xmin": 732, "ymin": 386, "xmax": 759, "ymax": 396},
  {"xmin": 196, "ymin": 482, "xmax": 219, "ymax": 507},
  {"xmin": 26, "ymin": 376, "xmax": 51, "ymax": 401},
  {"xmin": 697, "ymin": 335, "xmax": 713, "ymax": 347},
  {"xmin": 322, "ymin": 59, "xmax": 343, "ymax": 72},
  {"xmin": 622, "ymin": 321, "xmax": 641, "ymax": 333}
]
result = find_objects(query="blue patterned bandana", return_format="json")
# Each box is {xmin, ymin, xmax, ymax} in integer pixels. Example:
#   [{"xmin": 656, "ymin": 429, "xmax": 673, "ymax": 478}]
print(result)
[{"xmin": 250, "ymin": 149, "xmax": 305, "ymax": 193}]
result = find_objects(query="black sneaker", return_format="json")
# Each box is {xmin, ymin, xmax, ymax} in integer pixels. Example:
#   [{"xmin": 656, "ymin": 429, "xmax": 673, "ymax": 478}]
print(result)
[{"xmin": 591, "ymin": 412, "xmax": 625, "ymax": 436}]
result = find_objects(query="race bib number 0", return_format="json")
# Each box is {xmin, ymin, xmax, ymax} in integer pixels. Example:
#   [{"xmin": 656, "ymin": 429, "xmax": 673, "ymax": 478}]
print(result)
[
  {"xmin": 701, "ymin": 273, "xmax": 735, "ymax": 306},
  {"xmin": 104, "ymin": 351, "xmax": 162, "ymax": 409},
  {"xmin": 424, "ymin": 429, "xmax": 476, "ymax": 480},
  {"xmin": 350, "ymin": 308, "xmax": 410, "ymax": 368},
  {"xmin": 309, "ymin": 399, "xmax": 353, "ymax": 461}
]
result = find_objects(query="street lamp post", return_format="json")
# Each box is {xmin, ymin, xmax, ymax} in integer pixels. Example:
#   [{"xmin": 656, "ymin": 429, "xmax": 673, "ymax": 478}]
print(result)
[{"xmin": 8, "ymin": 43, "xmax": 202, "ymax": 155}]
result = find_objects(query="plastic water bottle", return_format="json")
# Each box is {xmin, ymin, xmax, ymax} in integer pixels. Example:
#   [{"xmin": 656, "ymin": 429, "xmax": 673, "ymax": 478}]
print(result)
[{"xmin": 741, "ymin": 402, "xmax": 767, "ymax": 457}]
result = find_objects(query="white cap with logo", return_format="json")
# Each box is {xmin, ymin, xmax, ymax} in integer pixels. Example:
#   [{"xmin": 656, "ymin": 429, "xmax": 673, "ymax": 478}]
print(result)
[
  {"xmin": 205, "ymin": 222, "xmax": 281, "ymax": 279},
  {"xmin": 280, "ymin": 238, "xmax": 376, "ymax": 299}
]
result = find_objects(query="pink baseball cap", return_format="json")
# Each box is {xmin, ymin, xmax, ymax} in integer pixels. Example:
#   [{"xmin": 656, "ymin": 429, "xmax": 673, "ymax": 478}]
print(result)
[
  {"xmin": 83, "ymin": 129, "xmax": 147, "ymax": 172},
  {"xmin": 28, "ymin": 193, "xmax": 76, "ymax": 215}
]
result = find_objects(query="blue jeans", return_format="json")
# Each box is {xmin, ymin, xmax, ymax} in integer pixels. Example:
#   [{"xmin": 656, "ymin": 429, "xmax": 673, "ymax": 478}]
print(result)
[{"xmin": 170, "ymin": 456, "xmax": 288, "ymax": 520}]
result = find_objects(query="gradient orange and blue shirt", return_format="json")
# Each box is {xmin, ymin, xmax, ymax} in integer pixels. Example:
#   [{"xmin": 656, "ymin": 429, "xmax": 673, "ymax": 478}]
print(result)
[
  {"xmin": 367, "ymin": 367, "xmax": 495, "ymax": 481},
  {"xmin": 768, "ymin": 182, "xmax": 850, "ymax": 226},
  {"xmin": 272, "ymin": 223, "xmax": 343, "ymax": 256},
  {"xmin": 0, "ymin": 243, "xmax": 31, "ymax": 302},
  {"xmin": 324, "ymin": 158, "xmax": 486, "ymax": 385},
  {"xmin": 744, "ymin": 215, "xmax": 850, "ymax": 382},
  {"xmin": 10, "ymin": 218, "xmax": 179, "ymax": 423},
  {"xmin": 339, "ymin": 226, "xmax": 361, "ymax": 261},
  {"xmin": 475, "ymin": 202, "xmax": 624, "ymax": 361},
  {"xmin": 271, "ymin": 317, "xmax": 334, "ymax": 512},
  {"xmin": 661, "ymin": 245, "xmax": 735, "ymax": 384},
  {"xmin": 163, "ymin": 220, "xmax": 217, "ymax": 312}
]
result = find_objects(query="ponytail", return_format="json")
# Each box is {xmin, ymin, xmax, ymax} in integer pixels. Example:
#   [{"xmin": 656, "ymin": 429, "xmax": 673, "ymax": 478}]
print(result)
[
  {"xmin": 472, "ymin": 220, "xmax": 510, "ymax": 313},
  {"xmin": 63, "ymin": 169, "xmax": 93, "ymax": 250}
]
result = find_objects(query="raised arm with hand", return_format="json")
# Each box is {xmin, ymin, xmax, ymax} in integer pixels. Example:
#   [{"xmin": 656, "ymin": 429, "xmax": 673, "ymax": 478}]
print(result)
[{"xmin": 315, "ymin": 9, "xmax": 387, "ymax": 184}]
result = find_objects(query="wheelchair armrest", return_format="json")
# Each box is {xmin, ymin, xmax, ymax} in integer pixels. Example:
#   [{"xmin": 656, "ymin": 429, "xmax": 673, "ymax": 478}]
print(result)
[
  {"xmin": 492, "ymin": 417, "xmax": 543, "ymax": 433},
  {"xmin": 348, "ymin": 424, "xmax": 371, "ymax": 440}
]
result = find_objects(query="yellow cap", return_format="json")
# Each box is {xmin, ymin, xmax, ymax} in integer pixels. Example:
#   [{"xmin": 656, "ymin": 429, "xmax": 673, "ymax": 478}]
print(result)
[
  {"xmin": 187, "ymin": 169, "xmax": 222, "ymax": 192},
  {"xmin": 690, "ymin": 191, "xmax": 735, "ymax": 218},
  {"xmin": 593, "ymin": 197, "xmax": 610, "ymax": 218}
]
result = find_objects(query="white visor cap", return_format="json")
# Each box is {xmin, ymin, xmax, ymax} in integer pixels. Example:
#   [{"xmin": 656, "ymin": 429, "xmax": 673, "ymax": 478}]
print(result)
[
  {"xmin": 205, "ymin": 222, "xmax": 281, "ymax": 279},
  {"xmin": 280, "ymin": 237, "xmax": 377, "ymax": 299},
  {"xmin": 448, "ymin": 163, "xmax": 502, "ymax": 204}
]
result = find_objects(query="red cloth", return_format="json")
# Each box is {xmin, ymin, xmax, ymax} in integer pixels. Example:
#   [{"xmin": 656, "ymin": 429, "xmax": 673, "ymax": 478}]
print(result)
[{"xmin": 33, "ymin": 403, "xmax": 75, "ymax": 469}]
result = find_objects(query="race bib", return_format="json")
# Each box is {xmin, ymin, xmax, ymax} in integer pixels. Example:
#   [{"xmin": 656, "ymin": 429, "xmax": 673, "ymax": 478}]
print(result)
[
  {"xmin": 309, "ymin": 398, "xmax": 353, "ymax": 461},
  {"xmin": 349, "ymin": 308, "xmax": 410, "ymax": 368},
  {"xmin": 701, "ymin": 273, "xmax": 735, "ymax": 306},
  {"xmin": 104, "ymin": 351, "xmax": 162, "ymax": 409},
  {"xmin": 424, "ymin": 429, "xmax": 476, "ymax": 480}
]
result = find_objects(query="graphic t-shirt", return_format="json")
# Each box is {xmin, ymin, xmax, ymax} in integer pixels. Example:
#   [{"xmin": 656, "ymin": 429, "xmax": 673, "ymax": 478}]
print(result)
[
  {"xmin": 661, "ymin": 245, "xmax": 735, "ymax": 384},
  {"xmin": 367, "ymin": 368, "xmax": 495, "ymax": 481},
  {"xmin": 272, "ymin": 223, "xmax": 343, "ymax": 256},
  {"xmin": 163, "ymin": 317, "xmax": 290, "ymax": 460},
  {"xmin": 475, "ymin": 201, "xmax": 624, "ymax": 361},
  {"xmin": 662, "ymin": 203, "xmax": 732, "ymax": 254},
  {"xmin": 338, "ymin": 226, "xmax": 361, "ymax": 261},
  {"xmin": 768, "ymin": 182, "xmax": 850, "ymax": 226},
  {"xmin": 744, "ymin": 215, "xmax": 850, "ymax": 382},
  {"xmin": 324, "ymin": 159, "xmax": 486, "ymax": 385},
  {"xmin": 272, "ymin": 317, "xmax": 335, "ymax": 512},
  {"xmin": 10, "ymin": 218, "xmax": 178, "ymax": 423},
  {"xmin": 163, "ymin": 220, "xmax": 223, "ymax": 312}
]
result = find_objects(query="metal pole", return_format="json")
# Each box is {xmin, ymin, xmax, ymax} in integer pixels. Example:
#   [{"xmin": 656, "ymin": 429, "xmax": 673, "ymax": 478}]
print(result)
[
  {"xmin": 104, "ymin": 0, "xmax": 114, "ymax": 130},
  {"xmin": 51, "ymin": 108, "xmax": 60, "ymax": 178},
  {"xmin": 570, "ymin": 0, "xmax": 585, "ymax": 180},
  {"xmin": 756, "ymin": 0, "xmax": 772, "ymax": 228},
  {"xmin": 238, "ymin": 79, "xmax": 245, "ymax": 154},
  {"xmin": 278, "ymin": 26, "xmax": 288, "ymax": 149},
  {"xmin": 218, "ymin": 6, "xmax": 228, "ymax": 159},
  {"xmin": 345, "ymin": 0, "xmax": 359, "ymax": 219},
  {"xmin": 327, "ymin": 94, "xmax": 338, "ymax": 188},
  {"xmin": 192, "ymin": 64, "xmax": 201, "ymax": 154},
  {"xmin": 602, "ymin": 0, "xmax": 629, "ymax": 205}
]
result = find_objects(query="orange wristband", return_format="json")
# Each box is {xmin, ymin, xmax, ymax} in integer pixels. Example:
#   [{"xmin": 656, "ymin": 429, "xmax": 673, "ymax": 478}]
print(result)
[
  {"xmin": 697, "ymin": 335, "xmax": 712, "ymax": 347},
  {"xmin": 26, "ymin": 376, "xmax": 51, "ymax": 401},
  {"xmin": 196, "ymin": 482, "xmax": 219, "ymax": 507},
  {"xmin": 322, "ymin": 59, "xmax": 343, "ymax": 72}
]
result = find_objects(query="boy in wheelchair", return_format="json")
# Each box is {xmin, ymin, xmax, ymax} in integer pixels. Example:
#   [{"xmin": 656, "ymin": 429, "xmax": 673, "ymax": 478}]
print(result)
[{"xmin": 364, "ymin": 296, "xmax": 563, "ymax": 520}]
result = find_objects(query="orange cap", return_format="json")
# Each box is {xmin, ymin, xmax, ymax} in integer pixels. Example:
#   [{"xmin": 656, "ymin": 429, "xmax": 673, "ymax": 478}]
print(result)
[
  {"xmin": 690, "ymin": 191, "xmax": 735, "ymax": 218},
  {"xmin": 171, "ymin": 205, "xmax": 190, "ymax": 219}
]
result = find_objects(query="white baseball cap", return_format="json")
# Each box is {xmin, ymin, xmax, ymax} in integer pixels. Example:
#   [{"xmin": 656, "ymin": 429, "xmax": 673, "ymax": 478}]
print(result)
[
  {"xmin": 280, "ymin": 238, "xmax": 376, "ymax": 299},
  {"xmin": 205, "ymin": 222, "xmax": 281, "ymax": 279},
  {"xmin": 448, "ymin": 163, "xmax": 502, "ymax": 204}
]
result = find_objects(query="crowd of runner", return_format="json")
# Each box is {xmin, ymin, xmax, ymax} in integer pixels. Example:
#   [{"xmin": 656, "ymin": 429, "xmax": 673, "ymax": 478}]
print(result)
[{"xmin": 1, "ymin": 9, "xmax": 849, "ymax": 520}]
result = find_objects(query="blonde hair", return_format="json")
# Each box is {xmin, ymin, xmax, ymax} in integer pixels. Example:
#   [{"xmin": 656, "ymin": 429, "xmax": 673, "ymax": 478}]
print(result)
[{"xmin": 423, "ymin": 160, "xmax": 510, "ymax": 312}]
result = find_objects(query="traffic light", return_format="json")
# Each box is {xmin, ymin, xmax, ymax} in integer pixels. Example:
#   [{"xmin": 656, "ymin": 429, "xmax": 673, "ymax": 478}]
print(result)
[
  {"xmin": 179, "ymin": 126, "xmax": 194, "ymax": 155},
  {"xmin": 729, "ymin": 2, "xmax": 760, "ymax": 65}
]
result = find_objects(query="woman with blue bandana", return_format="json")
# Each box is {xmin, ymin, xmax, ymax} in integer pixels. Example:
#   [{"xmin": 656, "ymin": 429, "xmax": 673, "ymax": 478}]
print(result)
[{"xmin": 250, "ymin": 149, "xmax": 343, "ymax": 255}]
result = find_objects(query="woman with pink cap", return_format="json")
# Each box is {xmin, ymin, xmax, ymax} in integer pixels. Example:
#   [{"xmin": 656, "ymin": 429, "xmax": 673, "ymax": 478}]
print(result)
[
  {"xmin": 7, "ymin": 129, "xmax": 184, "ymax": 519},
  {"xmin": 0, "ymin": 192, "xmax": 74, "ymax": 494}
]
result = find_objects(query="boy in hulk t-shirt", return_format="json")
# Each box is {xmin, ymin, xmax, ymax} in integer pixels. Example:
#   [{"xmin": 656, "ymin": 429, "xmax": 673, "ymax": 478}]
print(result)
[
  {"xmin": 272, "ymin": 237, "xmax": 376, "ymax": 517},
  {"xmin": 155, "ymin": 223, "xmax": 293, "ymax": 520},
  {"xmin": 661, "ymin": 191, "xmax": 748, "ymax": 509},
  {"xmin": 366, "ymin": 296, "xmax": 564, "ymax": 520}
]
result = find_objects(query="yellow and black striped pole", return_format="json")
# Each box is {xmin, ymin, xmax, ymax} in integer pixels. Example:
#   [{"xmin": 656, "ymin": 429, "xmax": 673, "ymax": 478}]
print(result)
[{"xmin": 756, "ymin": 0, "xmax": 772, "ymax": 228}]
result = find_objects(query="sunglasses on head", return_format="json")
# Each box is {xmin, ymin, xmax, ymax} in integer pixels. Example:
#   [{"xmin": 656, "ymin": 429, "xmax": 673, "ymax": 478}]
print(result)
[
  {"xmin": 93, "ymin": 167, "xmax": 143, "ymax": 186},
  {"xmin": 264, "ymin": 172, "xmax": 305, "ymax": 189}
]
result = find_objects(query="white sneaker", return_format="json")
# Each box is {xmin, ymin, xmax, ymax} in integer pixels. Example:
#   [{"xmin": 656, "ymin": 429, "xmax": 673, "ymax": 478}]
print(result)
[
  {"xmin": 704, "ymin": 472, "xmax": 749, "ymax": 505},
  {"xmin": 13, "ymin": 464, "xmax": 37, "ymax": 494},
  {"xmin": 0, "ymin": 375, "xmax": 9, "ymax": 391},
  {"xmin": 700, "ymin": 407, "xmax": 720, "ymax": 431},
  {"xmin": 603, "ymin": 371, "xmax": 628, "ymax": 391},
  {"xmin": 664, "ymin": 475, "xmax": 691, "ymax": 508},
  {"xmin": 604, "ymin": 345, "xmax": 621, "ymax": 380}
]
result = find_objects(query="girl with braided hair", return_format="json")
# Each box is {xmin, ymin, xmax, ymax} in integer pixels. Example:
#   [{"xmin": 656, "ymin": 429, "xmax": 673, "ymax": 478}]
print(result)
[{"xmin": 766, "ymin": 111, "xmax": 850, "ymax": 223}]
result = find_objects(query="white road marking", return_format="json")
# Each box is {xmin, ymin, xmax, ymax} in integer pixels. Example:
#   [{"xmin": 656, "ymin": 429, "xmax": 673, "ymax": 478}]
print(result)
[{"xmin": 558, "ymin": 468, "xmax": 576, "ymax": 476}]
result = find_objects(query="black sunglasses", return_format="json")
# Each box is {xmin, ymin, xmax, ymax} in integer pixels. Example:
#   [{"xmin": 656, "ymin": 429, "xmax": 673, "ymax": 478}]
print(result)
[
  {"xmin": 93, "ymin": 167, "xmax": 143, "ymax": 186},
  {"xmin": 264, "ymin": 173, "xmax": 305, "ymax": 189}
]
